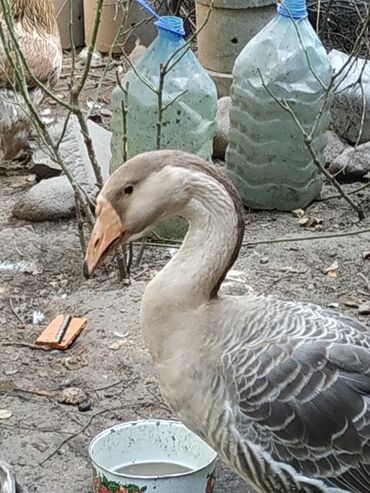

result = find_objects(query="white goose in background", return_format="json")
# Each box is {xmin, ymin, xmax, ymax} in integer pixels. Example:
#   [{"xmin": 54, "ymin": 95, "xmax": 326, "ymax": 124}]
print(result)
[{"xmin": 84, "ymin": 150, "xmax": 370, "ymax": 493}]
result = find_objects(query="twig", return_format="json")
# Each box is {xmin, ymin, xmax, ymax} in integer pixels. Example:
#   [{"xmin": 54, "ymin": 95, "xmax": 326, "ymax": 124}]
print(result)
[
  {"xmin": 135, "ymin": 237, "xmax": 148, "ymax": 267},
  {"xmin": 133, "ymin": 265, "xmax": 149, "ymax": 279},
  {"xmin": 359, "ymin": 272, "xmax": 370, "ymax": 293},
  {"xmin": 39, "ymin": 405, "xmax": 126, "ymax": 466},
  {"xmin": 3, "ymin": 341, "xmax": 50, "ymax": 351},
  {"xmin": 320, "ymin": 181, "xmax": 370, "ymax": 201},
  {"xmin": 86, "ymin": 1, "xmax": 134, "ymax": 120},
  {"xmin": 131, "ymin": 227, "xmax": 370, "ymax": 250},
  {"xmin": 0, "ymin": 422, "xmax": 74, "ymax": 435},
  {"xmin": 8, "ymin": 298, "xmax": 27, "ymax": 329},
  {"xmin": 89, "ymin": 379, "xmax": 127, "ymax": 392},
  {"xmin": 75, "ymin": 191, "xmax": 87, "ymax": 253},
  {"xmin": 73, "ymin": 108, "xmax": 104, "ymax": 189},
  {"xmin": 116, "ymin": 245, "xmax": 130, "ymax": 280},
  {"xmin": 244, "ymin": 228, "xmax": 370, "ymax": 247}
]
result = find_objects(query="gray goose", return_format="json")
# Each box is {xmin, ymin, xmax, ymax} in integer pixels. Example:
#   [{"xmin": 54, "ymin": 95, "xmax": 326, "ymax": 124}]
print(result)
[{"xmin": 84, "ymin": 150, "xmax": 370, "ymax": 493}]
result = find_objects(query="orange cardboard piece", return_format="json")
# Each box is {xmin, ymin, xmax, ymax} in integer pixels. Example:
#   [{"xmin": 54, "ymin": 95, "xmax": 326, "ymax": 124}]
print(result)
[{"xmin": 35, "ymin": 314, "xmax": 87, "ymax": 350}]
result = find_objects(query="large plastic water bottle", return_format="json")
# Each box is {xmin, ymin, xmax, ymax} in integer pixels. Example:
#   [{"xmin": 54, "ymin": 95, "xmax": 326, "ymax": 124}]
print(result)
[
  {"xmin": 225, "ymin": 0, "xmax": 332, "ymax": 210},
  {"xmin": 110, "ymin": 4, "xmax": 217, "ymax": 174}
]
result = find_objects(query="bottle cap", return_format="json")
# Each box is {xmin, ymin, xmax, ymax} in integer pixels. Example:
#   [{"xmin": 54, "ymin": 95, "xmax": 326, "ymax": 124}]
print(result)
[
  {"xmin": 156, "ymin": 16, "xmax": 185, "ymax": 36},
  {"xmin": 277, "ymin": 0, "xmax": 308, "ymax": 19},
  {"xmin": 136, "ymin": 0, "xmax": 185, "ymax": 35}
]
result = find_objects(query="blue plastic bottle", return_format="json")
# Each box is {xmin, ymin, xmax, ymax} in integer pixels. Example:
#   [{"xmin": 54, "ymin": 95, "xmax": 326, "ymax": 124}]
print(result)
[{"xmin": 225, "ymin": 0, "xmax": 333, "ymax": 210}]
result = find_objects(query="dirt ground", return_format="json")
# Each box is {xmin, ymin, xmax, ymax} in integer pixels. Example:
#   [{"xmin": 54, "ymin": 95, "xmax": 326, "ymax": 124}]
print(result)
[{"xmin": 1, "ymin": 54, "xmax": 370, "ymax": 493}]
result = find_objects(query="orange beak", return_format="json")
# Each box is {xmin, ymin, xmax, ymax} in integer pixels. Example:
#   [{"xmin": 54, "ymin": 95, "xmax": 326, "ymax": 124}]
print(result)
[{"xmin": 83, "ymin": 198, "xmax": 125, "ymax": 278}]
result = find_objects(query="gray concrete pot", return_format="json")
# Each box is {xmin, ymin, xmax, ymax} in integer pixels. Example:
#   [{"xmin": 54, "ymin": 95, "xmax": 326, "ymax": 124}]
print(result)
[
  {"xmin": 84, "ymin": 0, "xmax": 168, "ymax": 54},
  {"xmin": 196, "ymin": 0, "xmax": 276, "ymax": 96},
  {"xmin": 54, "ymin": 0, "xmax": 84, "ymax": 50}
]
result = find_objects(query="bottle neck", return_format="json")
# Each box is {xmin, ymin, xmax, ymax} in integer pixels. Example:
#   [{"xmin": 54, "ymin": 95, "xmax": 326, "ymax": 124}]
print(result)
[
  {"xmin": 277, "ymin": 0, "xmax": 308, "ymax": 19},
  {"xmin": 157, "ymin": 27, "xmax": 184, "ymax": 42},
  {"xmin": 155, "ymin": 15, "xmax": 185, "ymax": 40}
]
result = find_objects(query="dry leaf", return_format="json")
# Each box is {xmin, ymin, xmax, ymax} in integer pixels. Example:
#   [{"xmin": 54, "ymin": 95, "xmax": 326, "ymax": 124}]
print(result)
[
  {"xmin": 0, "ymin": 409, "xmax": 12, "ymax": 420},
  {"xmin": 298, "ymin": 216, "xmax": 323, "ymax": 228},
  {"xmin": 113, "ymin": 331, "xmax": 129, "ymax": 339},
  {"xmin": 62, "ymin": 349, "xmax": 88, "ymax": 370},
  {"xmin": 109, "ymin": 340, "xmax": 127, "ymax": 351},
  {"xmin": 363, "ymin": 251, "xmax": 370, "ymax": 260},
  {"xmin": 324, "ymin": 260, "xmax": 339, "ymax": 277}
]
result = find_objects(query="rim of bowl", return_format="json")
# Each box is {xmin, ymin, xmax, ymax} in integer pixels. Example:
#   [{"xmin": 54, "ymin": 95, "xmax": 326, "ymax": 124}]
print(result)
[{"xmin": 88, "ymin": 418, "xmax": 218, "ymax": 480}]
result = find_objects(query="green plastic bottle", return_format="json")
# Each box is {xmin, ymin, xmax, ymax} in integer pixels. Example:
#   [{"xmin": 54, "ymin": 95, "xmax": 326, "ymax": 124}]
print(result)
[
  {"xmin": 225, "ymin": 0, "xmax": 332, "ymax": 210},
  {"xmin": 110, "ymin": 11, "xmax": 217, "ymax": 171}
]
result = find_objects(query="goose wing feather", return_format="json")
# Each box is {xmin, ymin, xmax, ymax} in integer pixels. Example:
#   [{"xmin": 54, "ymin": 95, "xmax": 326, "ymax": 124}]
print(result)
[
  {"xmin": 0, "ymin": 21, "xmax": 61, "ymax": 88},
  {"xmin": 220, "ymin": 296, "xmax": 370, "ymax": 492}
]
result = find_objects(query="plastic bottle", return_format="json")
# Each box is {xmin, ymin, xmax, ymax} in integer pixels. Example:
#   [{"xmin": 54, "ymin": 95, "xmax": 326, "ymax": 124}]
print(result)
[
  {"xmin": 225, "ymin": 0, "xmax": 333, "ymax": 210},
  {"xmin": 110, "ymin": 6, "xmax": 217, "ymax": 173}
]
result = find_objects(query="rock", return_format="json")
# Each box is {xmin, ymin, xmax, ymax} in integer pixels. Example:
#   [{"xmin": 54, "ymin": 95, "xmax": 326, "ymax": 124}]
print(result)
[
  {"xmin": 78, "ymin": 47, "xmax": 103, "ymax": 67},
  {"xmin": 12, "ymin": 116, "xmax": 111, "ymax": 221},
  {"xmin": 13, "ymin": 176, "xmax": 75, "ymax": 221},
  {"xmin": 359, "ymin": 301, "xmax": 370, "ymax": 315},
  {"xmin": 329, "ymin": 50, "xmax": 370, "ymax": 144},
  {"xmin": 100, "ymin": 108, "xmax": 113, "ymax": 118},
  {"xmin": 28, "ymin": 140, "xmax": 61, "ymax": 178},
  {"xmin": 0, "ymin": 409, "xmax": 12, "ymax": 419},
  {"xmin": 58, "ymin": 387, "xmax": 88, "ymax": 405},
  {"xmin": 328, "ymin": 142, "xmax": 370, "ymax": 181},
  {"xmin": 324, "ymin": 131, "xmax": 349, "ymax": 165},
  {"xmin": 78, "ymin": 399, "xmax": 92, "ymax": 412},
  {"xmin": 213, "ymin": 96, "xmax": 231, "ymax": 160}
]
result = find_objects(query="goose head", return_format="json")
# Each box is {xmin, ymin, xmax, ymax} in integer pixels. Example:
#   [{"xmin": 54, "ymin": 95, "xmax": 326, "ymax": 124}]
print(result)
[{"xmin": 84, "ymin": 149, "xmax": 243, "ymax": 278}]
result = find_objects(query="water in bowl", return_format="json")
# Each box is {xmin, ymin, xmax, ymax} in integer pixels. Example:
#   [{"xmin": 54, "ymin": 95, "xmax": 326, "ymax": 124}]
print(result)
[{"xmin": 115, "ymin": 461, "xmax": 193, "ymax": 477}]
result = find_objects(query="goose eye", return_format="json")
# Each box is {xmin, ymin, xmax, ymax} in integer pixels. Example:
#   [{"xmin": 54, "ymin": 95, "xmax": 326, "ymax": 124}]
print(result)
[{"xmin": 124, "ymin": 185, "xmax": 133, "ymax": 194}]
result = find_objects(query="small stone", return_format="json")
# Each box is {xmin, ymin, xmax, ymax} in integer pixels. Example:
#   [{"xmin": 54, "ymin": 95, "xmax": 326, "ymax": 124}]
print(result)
[
  {"xmin": 358, "ymin": 301, "xmax": 370, "ymax": 315},
  {"xmin": 58, "ymin": 387, "xmax": 88, "ymax": 405},
  {"xmin": 344, "ymin": 300, "xmax": 359, "ymax": 308},
  {"xmin": 17, "ymin": 459, "xmax": 27, "ymax": 467},
  {"xmin": 32, "ymin": 441, "xmax": 49, "ymax": 453},
  {"xmin": 100, "ymin": 108, "xmax": 113, "ymax": 117},
  {"xmin": 328, "ymin": 302, "xmax": 339, "ymax": 309},
  {"xmin": 260, "ymin": 257, "xmax": 269, "ymax": 264},
  {"xmin": 78, "ymin": 400, "xmax": 92, "ymax": 412},
  {"xmin": 12, "ymin": 176, "xmax": 75, "ymax": 221},
  {"xmin": 0, "ymin": 409, "xmax": 12, "ymax": 419}
]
